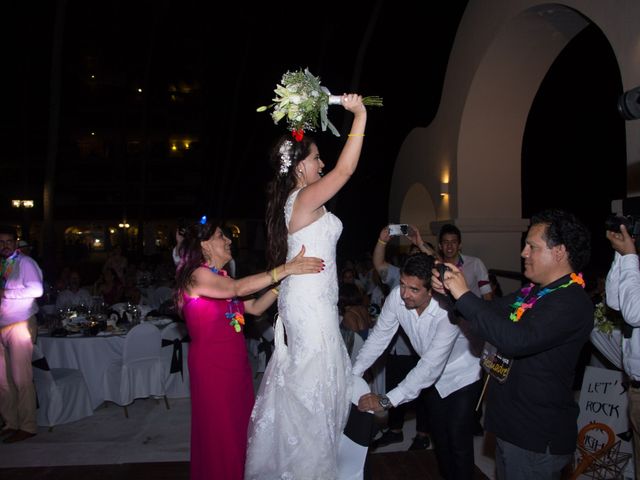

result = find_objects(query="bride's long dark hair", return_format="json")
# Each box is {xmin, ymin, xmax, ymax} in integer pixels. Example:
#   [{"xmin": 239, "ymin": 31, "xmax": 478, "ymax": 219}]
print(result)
[{"xmin": 265, "ymin": 134, "xmax": 316, "ymax": 269}]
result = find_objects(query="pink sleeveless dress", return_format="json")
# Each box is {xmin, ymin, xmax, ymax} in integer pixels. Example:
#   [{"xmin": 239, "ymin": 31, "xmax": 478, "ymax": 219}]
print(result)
[{"xmin": 183, "ymin": 286, "xmax": 254, "ymax": 480}]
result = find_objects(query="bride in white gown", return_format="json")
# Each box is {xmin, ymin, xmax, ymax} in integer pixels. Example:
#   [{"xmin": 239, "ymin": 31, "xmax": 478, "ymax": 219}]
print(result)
[{"xmin": 245, "ymin": 94, "xmax": 367, "ymax": 480}]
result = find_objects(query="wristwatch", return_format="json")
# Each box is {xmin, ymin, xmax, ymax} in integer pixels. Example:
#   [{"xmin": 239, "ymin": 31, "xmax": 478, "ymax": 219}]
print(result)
[{"xmin": 378, "ymin": 394, "xmax": 392, "ymax": 410}]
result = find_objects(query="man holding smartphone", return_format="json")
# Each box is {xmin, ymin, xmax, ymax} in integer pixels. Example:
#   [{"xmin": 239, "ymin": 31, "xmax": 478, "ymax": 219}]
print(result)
[{"xmin": 434, "ymin": 210, "xmax": 593, "ymax": 479}]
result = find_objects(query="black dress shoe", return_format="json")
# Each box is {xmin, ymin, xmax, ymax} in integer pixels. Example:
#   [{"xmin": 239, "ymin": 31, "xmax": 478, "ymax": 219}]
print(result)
[
  {"xmin": 408, "ymin": 434, "xmax": 431, "ymax": 450},
  {"xmin": 3, "ymin": 430, "xmax": 36, "ymax": 443},
  {"xmin": 0, "ymin": 428, "xmax": 17, "ymax": 438},
  {"xmin": 370, "ymin": 429, "xmax": 404, "ymax": 450}
]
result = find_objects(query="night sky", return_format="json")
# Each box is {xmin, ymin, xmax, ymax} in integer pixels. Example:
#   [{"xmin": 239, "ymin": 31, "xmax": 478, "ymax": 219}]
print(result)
[{"xmin": 2, "ymin": 1, "xmax": 629, "ymax": 275}]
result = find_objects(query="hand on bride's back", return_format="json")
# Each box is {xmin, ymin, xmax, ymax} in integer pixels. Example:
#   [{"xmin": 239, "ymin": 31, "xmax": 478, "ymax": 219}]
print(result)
[{"xmin": 286, "ymin": 245, "xmax": 325, "ymax": 275}]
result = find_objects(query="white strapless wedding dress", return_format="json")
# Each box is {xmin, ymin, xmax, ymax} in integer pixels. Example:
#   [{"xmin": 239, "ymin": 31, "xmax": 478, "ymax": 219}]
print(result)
[{"xmin": 245, "ymin": 190, "xmax": 352, "ymax": 480}]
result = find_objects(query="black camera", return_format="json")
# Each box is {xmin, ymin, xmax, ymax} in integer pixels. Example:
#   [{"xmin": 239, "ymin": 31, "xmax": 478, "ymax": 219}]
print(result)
[
  {"xmin": 437, "ymin": 263, "xmax": 451, "ymax": 281},
  {"xmin": 605, "ymin": 214, "xmax": 640, "ymax": 237}
]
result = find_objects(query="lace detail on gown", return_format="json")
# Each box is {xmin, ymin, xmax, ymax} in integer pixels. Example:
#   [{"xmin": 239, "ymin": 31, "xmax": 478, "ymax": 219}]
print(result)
[{"xmin": 245, "ymin": 189, "xmax": 352, "ymax": 480}]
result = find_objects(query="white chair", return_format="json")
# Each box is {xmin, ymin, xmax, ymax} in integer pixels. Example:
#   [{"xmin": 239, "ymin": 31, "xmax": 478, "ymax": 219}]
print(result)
[
  {"xmin": 32, "ymin": 344, "xmax": 94, "ymax": 429},
  {"xmin": 151, "ymin": 286, "xmax": 174, "ymax": 310},
  {"xmin": 102, "ymin": 322, "xmax": 169, "ymax": 417},
  {"xmin": 337, "ymin": 375, "xmax": 375, "ymax": 480},
  {"xmin": 160, "ymin": 322, "xmax": 190, "ymax": 398}
]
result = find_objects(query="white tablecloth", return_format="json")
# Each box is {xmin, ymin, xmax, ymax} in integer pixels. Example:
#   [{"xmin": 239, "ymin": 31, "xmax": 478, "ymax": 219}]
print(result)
[
  {"xmin": 590, "ymin": 328, "xmax": 623, "ymax": 370},
  {"xmin": 38, "ymin": 335, "xmax": 126, "ymax": 409},
  {"xmin": 38, "ymin": 324, "xmax": 190, "ymax": 409}
]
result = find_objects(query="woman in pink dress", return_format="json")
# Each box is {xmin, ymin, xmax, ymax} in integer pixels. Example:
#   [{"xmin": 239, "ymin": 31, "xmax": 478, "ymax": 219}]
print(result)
[{"xmin": 175, "ymin": 219, "xmax": 323, "ymax": 480}]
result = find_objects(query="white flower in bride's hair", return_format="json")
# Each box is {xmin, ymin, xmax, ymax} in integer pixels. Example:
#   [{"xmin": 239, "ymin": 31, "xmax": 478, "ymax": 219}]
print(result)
[{"xmin": 278, "ymin": 140, "xmax": 294, "ymax": 176}]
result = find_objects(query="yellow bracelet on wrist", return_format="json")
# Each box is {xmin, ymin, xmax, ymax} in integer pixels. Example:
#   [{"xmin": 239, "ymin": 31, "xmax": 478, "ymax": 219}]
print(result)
[
  {"xmin": 348, "ymin": 133, "xmax": 365, "ymax": 137},
  {"xmin": 377, "ymin": 238, "xmax": 387, "ymax": 246},
  {"xmin": 271, "ymin": 288, "xmax": 279, "ymax": 296},
  {"xmin": 270, "ymin": 268, "xmax": 278, "ymax": 284}
]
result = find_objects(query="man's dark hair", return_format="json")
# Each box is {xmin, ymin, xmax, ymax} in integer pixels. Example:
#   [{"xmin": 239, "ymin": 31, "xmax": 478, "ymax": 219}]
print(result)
[
  {"xmin": 401, "ymin": 253, "xmax": 436, "ymax": 289},
  {"xmin": 438, "ymin": 224, "xmax": 461, "ymax": 244},
  {"xmin": 531, "ymin": 209, "xmax": 591, "ymax": 272},
  {"xmin": 0, "ymin": 226, "xmax": 17, "ymax": 239}
]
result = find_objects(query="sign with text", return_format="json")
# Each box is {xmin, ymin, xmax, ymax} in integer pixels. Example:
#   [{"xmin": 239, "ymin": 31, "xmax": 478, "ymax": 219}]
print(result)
[{"xmin": 577, "ymin": 366, "xmax": 634, "ymax": 479}]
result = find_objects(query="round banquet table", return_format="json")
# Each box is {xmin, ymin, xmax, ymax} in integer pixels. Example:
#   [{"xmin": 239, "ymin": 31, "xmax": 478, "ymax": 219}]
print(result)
[
  {"xmin": 37, "ymin": 334, "xmax": 127, "ymax": 409},
  {"xmin": 37, "ymin": 322, "xmax": 190, "ymax": 409}
]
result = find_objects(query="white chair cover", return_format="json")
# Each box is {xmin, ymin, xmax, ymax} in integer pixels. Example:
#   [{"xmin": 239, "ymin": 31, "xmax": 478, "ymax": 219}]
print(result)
[
  {"xmin": 32, "ymin": 344, "xmax": 94, "ymax": 427},
  {"xmin": 160, "ymin": 322, "xmax": 190, "ymax": 398},
  {"xmin": 337, "ymin": 375, "xmax": 375, "ymax": 480},
  {"xmin": 102, "ymin": 323, "xmax": 166, "ymax": 406}
]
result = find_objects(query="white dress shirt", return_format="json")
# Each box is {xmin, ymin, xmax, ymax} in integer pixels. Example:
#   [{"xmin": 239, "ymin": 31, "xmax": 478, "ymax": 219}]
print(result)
[
  {"xmin": 353, "ymin": 286, "xmax": 480, "ymax": 406},
  {"xmin": 0, "ymin": 253, "xmax": 43, "ymax": 327},
  {"xmin": 606, "ymin": 252, "xmax": 640, "ymax": 380},
  {"xmin": 458, "ymin": 254, "xmax": 492, "ymax": 298}
]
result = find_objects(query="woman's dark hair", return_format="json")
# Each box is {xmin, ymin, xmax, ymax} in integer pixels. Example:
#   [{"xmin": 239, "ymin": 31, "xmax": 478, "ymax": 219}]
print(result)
[
  {"xmin": 400, "ymin": 253, "xmax": 436, "ymax": 289},
  {"xmin": 338, "ymin": 283, "xmax": 365, "ymax": 315},
  {"xmin": 265, "ymin": 134, "xmax": 316, "ymax": 268},
  {"xmin": 530, "ymin": 209, "xmax": 591, "ymax": 272},
  {"xmin": 174, "ymin": 219, "xmax": 223, "ymax": 313}
]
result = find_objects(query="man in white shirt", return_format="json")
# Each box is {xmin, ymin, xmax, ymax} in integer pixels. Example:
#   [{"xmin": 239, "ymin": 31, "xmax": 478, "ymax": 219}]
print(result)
[
  {"xmin": 605, "ymin": 223, "xmax": 640, "ymax": 475},
  {"xmin": 438, "ymin": 224, "xmax": 492, "ymax": 301},
  {"xmin": 354, "ymin": 253, "xmax": 482, "ymax": 479},
  {"xmin": 55, "ymin": 270, "xmax": 93, "ymax": 311},
  {"xmin": 0, "ymin": 227, "xmax": 43, "ymax": 443},
  {"xmin": 371, "ymin": 225, "xmax": 437, "ymax": 450}
]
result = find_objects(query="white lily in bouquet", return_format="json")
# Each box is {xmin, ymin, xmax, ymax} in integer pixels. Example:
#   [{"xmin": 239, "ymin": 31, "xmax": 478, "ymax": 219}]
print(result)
[{"xmin": 257, "ymin": 68, "xmax": 382, "ymax": 140}]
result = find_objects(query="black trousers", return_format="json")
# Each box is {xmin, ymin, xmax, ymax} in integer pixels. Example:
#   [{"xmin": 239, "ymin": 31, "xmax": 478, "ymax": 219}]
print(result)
[
  {"xmin": 424, "ymin": 380, "xmax": 482, "ymax": 480},
  {"xmin": 385, "ymin": 354, "xmax": 429, "ymax": 433}
]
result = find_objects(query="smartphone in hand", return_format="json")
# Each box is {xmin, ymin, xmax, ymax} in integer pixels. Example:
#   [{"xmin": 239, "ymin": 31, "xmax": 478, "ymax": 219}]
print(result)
[{"xmin": 388, "ymin": 224, "xmax": 409, "ymax": 236}]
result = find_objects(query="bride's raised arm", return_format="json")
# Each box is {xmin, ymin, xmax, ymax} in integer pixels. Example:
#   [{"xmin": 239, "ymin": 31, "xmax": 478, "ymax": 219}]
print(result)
[{"xmin": 295, "ymin": 94, "xmax": 367, "ymax": 213}]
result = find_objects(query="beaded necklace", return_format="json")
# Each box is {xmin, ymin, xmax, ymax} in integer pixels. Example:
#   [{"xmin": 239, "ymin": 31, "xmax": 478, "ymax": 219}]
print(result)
[
  {"xmin": 509, "ymin": 272, "xmax": 585, "ymax": 322},
  {"xmin": 208, "ymin": 265, "xmax": 245, "ymax": 333}
]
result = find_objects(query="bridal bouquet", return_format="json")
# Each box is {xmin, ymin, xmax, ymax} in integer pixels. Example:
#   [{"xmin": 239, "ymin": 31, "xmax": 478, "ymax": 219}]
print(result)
[{"xmin": 257, "ymin": 68, "xmax": 382, "ymax": 139}]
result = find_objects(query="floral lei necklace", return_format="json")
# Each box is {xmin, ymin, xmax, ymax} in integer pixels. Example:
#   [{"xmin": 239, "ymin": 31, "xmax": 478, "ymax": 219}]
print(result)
[
  {"xmin": 0, "ymin": 251, "xmax": 19, "ymax": 289},
  {"xmin": 509, "ymin": 272, "xmax": 585, "ymax": 322},
  {"xmin": 208, "ymin": 265, "xmax": 245, "ymax": 333}
]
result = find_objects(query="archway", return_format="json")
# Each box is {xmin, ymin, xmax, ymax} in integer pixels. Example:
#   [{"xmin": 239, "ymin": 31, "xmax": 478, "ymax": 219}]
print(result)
[{"xmin": 389, "ymin": 0, "xmax": 640, "ymax": 292}]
